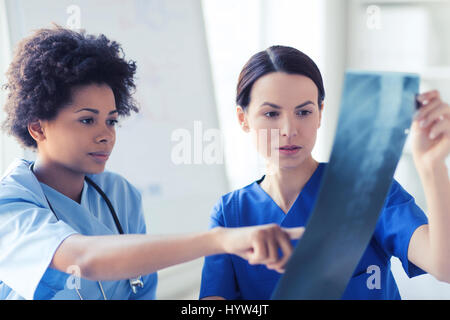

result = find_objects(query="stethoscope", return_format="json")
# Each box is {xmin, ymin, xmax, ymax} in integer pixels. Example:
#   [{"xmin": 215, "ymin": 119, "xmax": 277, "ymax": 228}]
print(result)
[{"xmin": 30, "ymin": 163, "xmax": 144, "ymax": 299}]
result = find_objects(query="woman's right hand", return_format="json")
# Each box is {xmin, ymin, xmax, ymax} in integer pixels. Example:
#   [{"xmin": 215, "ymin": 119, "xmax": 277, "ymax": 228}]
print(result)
[{"xmin": 215, "ymin": 224, "xmax": 305, "ymax": 273}]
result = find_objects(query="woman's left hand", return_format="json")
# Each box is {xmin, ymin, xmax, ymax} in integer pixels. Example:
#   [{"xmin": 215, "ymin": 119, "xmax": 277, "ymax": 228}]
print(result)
[{"xmin": 411, "ymin": 90, "xmax": 450, "ymax": 169}]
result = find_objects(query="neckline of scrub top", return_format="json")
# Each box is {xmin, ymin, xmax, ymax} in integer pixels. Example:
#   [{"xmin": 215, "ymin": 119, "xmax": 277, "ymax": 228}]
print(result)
[
  {"xmin": 251, "ymin": 163, "xmax": 326, "ymax": 224},
  {"xmin": 39, "ymin": 179, "xmax": 90, "ymax": 208},
  {"xmin": 39, "ymin": 180, "xmax": 117, "ymax": 236}
]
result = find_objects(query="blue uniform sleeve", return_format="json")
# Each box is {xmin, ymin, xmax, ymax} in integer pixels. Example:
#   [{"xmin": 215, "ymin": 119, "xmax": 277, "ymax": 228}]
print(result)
[
  {"xmin": 374, "ymin": 180, "xmax": 428, "ymax": 278},
  {"xmin": 124, "ymin": 185, "xmax": 158, "ymax": 300},
  {"xmin": 0, "ymin": 195, "xmax": 77, "ymax": 300},
  {"xmin": 34, "ymin": 267, "xmax": 71, "ymax": 299},
  {"xmin": 199, "ymin": 199, "xmax": 240, "ymax": 300}
]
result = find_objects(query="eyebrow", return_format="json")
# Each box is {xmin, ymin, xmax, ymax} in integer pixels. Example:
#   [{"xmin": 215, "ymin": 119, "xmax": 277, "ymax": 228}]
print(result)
[
  {"xmin": 75, "ymin": 108, "xmax": 118, "ymax": 115},
  {"xmin": 260, "ymin": 100, "xmax": 315, "ymax": 109}
]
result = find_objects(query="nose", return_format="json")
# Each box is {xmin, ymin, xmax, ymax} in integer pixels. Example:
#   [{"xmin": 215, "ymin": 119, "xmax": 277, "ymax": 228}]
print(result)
[
  {"xmin": 280, "ymin": 115, "xmax": 298, "ymax": 138},
  {"xmin": 95, "ymin": 124, "xmax": 115, "ymax": 144}
]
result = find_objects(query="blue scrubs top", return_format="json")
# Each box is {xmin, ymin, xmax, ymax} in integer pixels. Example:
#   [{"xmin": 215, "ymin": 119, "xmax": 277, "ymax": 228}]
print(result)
[
  {"xmin": 199, "ymin": 163, "xmax": 429, "ymax": 300},
  {"xmin": 0, "ymin": 159, "xmax": 157, "ymax": 300}
]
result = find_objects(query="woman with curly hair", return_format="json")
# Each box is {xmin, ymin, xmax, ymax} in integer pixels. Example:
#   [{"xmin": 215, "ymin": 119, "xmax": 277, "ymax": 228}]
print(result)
[{"xmin": 0, "ymin": 27, "xmax": 303, "ymax": 300}]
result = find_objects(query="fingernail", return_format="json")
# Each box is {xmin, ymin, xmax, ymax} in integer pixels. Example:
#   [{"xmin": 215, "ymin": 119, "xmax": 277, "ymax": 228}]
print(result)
[
  {"xmin": 429, "ymin": 132, "xmax": 435, "ymax": 139},
  {"xmin": 419, "ymin": 120, "xmax": 426, "ymax": 128}
]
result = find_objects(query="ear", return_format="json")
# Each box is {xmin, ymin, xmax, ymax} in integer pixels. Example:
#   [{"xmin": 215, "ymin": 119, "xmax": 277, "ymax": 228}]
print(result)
[
  {"xmin": 317, "ymin": 102, "xmax": 324, "ymax": 128},
  {"xmin": 27, "ymin": 120, "xmax": 46, "ymax": 144},
  {"xmin": 236, "ymin": 106, "xmax": 250, "ymax": 132}
]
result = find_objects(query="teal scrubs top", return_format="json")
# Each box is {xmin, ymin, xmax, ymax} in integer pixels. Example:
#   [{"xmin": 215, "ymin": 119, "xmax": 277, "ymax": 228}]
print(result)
[{"xmin": 0, "ymin": 159, "xmax": 157, "ymax": 300}]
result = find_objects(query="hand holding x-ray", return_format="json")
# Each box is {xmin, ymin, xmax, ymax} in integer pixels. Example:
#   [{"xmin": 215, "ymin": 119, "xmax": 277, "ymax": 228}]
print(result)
[{"xmin": 412, "ymin": 90, "xmax": 450, "ymax": 167}]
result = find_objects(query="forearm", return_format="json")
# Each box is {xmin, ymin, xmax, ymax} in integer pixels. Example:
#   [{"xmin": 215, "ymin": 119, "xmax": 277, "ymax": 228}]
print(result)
[
  {"xmin": 416, "ymin": 160, "xmax": 450, "ymax": 281},
  {"xmin": 52, "ymin": 223, "xmax": 303, "ymax": 282},
  {"xmin": 53, "ymin": 228, "xmax": 224, "ymax": 281}
]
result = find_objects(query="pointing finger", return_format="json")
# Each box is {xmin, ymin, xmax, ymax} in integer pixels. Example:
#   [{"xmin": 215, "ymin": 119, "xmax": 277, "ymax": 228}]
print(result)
[{"xmin": 284, "ymin": 227, "xmax": 305, "ymax": 240}]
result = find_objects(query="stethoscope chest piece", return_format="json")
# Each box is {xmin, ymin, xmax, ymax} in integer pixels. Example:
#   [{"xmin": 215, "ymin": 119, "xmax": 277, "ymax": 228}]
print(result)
[{"xmin": 129, "ymin": 276, "xmax": 144, "ymax": 294}]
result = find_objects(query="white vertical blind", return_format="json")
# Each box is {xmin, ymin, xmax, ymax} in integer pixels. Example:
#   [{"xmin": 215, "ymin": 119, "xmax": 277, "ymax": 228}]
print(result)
[{"xmin": 0, "ymin": 0, "xmax": 24, "ymax": 174}]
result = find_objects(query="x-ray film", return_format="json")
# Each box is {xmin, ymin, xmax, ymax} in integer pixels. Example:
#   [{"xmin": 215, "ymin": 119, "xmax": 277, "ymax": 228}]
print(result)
[{"xmin": 271, "ymin": 71, "xmax": 420, "ymax": 300}]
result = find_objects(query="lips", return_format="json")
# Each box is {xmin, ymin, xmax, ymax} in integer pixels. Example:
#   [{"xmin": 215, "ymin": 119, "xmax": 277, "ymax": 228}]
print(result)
[
  {"xmin": 88, "ymin": 152, "xmax": 110, "ymax": 163},
  {"xmin": 279, "ymin": 145, "xmax": 301, "ymax": 150},
  {"xmin": 278, "ymin": 145, "xmax": 301, "ymax": 155}
]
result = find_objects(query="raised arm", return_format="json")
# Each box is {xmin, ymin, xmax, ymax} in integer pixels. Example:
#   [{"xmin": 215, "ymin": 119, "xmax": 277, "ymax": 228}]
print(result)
[
  {"xmin": 408, "ymin": 90, "xmax": 450, "ymax": 282},
  {"xmin": 51, "ymin": 224, "xmax": 304, "ymax": 281}
]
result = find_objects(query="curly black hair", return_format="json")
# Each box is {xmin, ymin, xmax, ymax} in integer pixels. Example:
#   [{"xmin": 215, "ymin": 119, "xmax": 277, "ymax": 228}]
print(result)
[{"xmin": 1, "ymin": 25, "xmax": 139, "ymax": 148}]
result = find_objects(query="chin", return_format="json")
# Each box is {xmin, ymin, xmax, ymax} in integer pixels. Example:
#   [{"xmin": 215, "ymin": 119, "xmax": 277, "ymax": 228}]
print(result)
[
  {"xmin": 279, "ymin": 162, "xmax": 304, "ymax": 170},
  {"xmin": 84, "ymin": 163, "xmax": 107, "ymax": 175},
  {"xmin": 265, "ymin": 160, "xmax": 299, "ymax": 172},
  {"xmin": 274, "ymin": 155, "xmax": 310, "ymax": 170}
]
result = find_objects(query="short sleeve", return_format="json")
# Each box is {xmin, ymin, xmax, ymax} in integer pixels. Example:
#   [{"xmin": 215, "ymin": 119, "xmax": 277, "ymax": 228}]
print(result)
[
  {"xmin": 374, "ymin": 180, "xmax": 428, "ymax": 278},
  {"xmin": 0, "ymin": 199, "xmax": 78, "ymax": 300},
  {"xmin": 199, "ymin": 200, "xmax": 240, "ymax": 300}
]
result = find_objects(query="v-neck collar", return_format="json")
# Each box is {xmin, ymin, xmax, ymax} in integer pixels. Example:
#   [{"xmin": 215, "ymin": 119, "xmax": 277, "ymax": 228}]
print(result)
[
  {"xmin": 251, "ymin": 163, "xmax": 326, "ymax": 225},
  {"xmin": 40, "ymin": 179, "xmax": 90, "ymax": 209},
  {"xmin": 39, "ymin": 180, "xmax": 116, "ymax": 236}
]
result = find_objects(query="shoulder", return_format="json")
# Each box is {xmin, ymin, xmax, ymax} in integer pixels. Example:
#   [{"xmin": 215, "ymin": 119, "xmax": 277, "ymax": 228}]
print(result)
[
  {"xmin": 217, "ymin": 180, "xmax": 260, "ymax": 210},
  {"xmin": 384, "ymin": 178, "xmax": 415, "ymax": 208},
  {"xmin": 210, "ymin": 180, "xmax": 261, "ymax": 226},
  {"xmin": 1, "ymin": 158, "xmax": 33, "ymax": 187},
  {"xmin": 375, "ymin": 178, "xmax": 427, "ymax": 236},
  {"xmin": 0, "ymin": 158, "xmax": 46, "ymax": 206}
]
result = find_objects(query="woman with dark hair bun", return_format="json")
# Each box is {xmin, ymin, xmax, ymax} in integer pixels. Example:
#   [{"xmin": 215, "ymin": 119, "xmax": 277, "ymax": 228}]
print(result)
[
  {"xmin": 0, "ymin": 29, "xmax": 303, "ymax": 300},
  {"xmin": 236, "ymin": 45, "xmax": 325, "ymax": 110},
  {"xmin": 200, "ymin": 45, "xmax": 450, "ymax": 300}
]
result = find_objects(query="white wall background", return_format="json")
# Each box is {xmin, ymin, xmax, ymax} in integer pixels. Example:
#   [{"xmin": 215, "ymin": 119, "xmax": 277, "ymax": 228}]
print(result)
[
  {"xmin": 1, "ymin": 0, "xmax": 450, "ymax": 300},
  {"xmin": 0, "ymin": 0, "xmax": 24, "ymax": 173}
]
